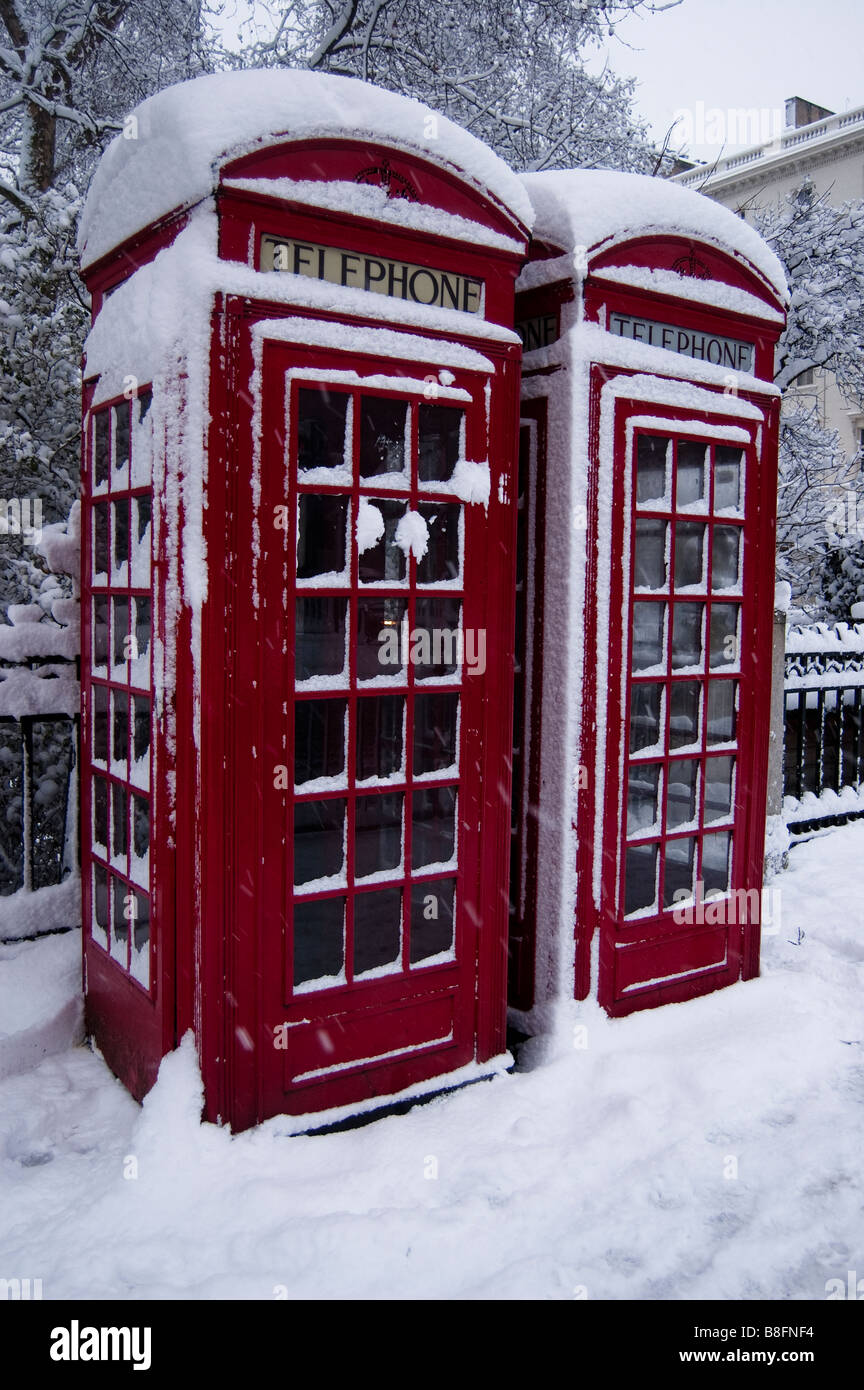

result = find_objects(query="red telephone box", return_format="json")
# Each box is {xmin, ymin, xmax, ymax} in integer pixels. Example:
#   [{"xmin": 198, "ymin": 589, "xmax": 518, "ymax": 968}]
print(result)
[
  {"xmin": 509, "ymin": 171, "xmax": 787, "ymax": 1020},
  {"xmin": 78, "ymin": 71, "xmax": 531, "ymax": 1129}
]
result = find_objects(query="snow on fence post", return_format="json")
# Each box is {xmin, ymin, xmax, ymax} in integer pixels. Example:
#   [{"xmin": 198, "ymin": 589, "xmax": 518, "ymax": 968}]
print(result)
[
  {"xmin": 783, "ymin": 612, "xmax": 864, "ymax": 838},
  {"xmin": 0, "ymin": 503, "xmax": 81, "ymax": 941}
]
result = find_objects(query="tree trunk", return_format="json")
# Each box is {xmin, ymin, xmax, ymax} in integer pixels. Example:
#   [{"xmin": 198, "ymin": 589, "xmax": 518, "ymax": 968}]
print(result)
[{"xmin": 20, "ymin": 100, "xmax": 57, "ymax": 193}]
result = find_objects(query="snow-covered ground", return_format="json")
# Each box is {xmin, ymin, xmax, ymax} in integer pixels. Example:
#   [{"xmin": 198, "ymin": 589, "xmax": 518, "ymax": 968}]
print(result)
[{"xmin": 1, "ymin": 822, "xmax": 862, "ymax": 1301}]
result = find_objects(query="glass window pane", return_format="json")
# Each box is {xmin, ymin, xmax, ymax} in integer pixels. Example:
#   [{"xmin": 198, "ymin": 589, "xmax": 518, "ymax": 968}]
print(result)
[
  {"xmin": 112, "ymin": 597, "xmax": 129, "ymax": 674},
  {"xmin": 714, "ymin": 447, "xmax": 742, "ymax": 510},
  {"xmin": 666, "ymin": 759, "xmax": 699, "ymax": 830},
  {"xmin": 360, "ymin": 397, "xmax": 407, "ymax": 478},
  {"xmin": 112, "ymin": 784, "xmax": 128, "ymax": 861},
  {"xmin": 295, "ymin": 597, "xmax": 347, "ymax": 681},
  {"xmin": 293, "ymin": 896, "xmax": 345, "ymax": 988},
  {"xmin": 297, "ymin": 494, "xmax": 348, "ymax": 580},
  {"xmin": 674, "ymin": 522, "xmax": 705, "ymax": 590},
  {"xmin": 709, "ymin": 603, "xmax": 739, "ymax": 668},
  {"xmin": 636, "ymin": 436, "xmax": 668, "ymax": 504},
  {"xmin": 113, "ymin": 401, "xmax": 130, "ymax": 482},
  {"xmin": 294, "ymin": 699, "xmax": 346, "ymax": 785},
  {"xmin": 132, "ymin": 695, "xmax": 150, "ymax": 778},
  {"xmin": 627, "ymin": 762, "xmax": 661, "ymax": 836},
  {"xmin": 676, "ymin": 440, "xmax": 706, "ymax": 507},
  {"xmin": 630, "ymin": 683, "xmax": 663, "ymax": 753},
  {"xmin": 418, "ymin": 405, "xmax": 462, "ymax": 482},
  {"xmin": 111, "ymin": 876, "xmax": 129, "ymax": 965},
  {"xmin": 130, "ymin": 890, "xmax": 150, "ymax": 988},
  {"xmin": 355, "ymin": 792, "xmax": 403, "ymax": 879},
  {"xmin": 664, "ymin": 836, "xmax": 696, "ymax": 908},
  {"xmin": 632, "ymin": 602, "xmax": 666, "ymax": 672},
  {"xmin": 133, "ymin": 596, "xmax": 151, "ymax": 675},
  {"xmin": 113, "ymin": 498, "xmax": 129, "ymax": 575},
  {"xmin": 356, "ymin": 695, "xmax": 403, "ymax": 782},
  {"xmin": 92, "ymin": 862, "xmax": 109, "ymax": 948},
  {"xmin": 94, "ymin": 410, "xmax": 110, "ymax": 488},
  {"xmin": 706, "ymin": 681, "xmax": 737, "ymax": 745},
  {"xmin": 634, "ymin": 519, "xmax": 667, "ymax": 589},
  {"xmin": 412, "ymin": 786, "xmax": 457, "ymax": 868},
  {"xmin": 417, "ymin": 503, "xmax": 461, "ymax": 585},
  {"xmin": 414, "ymin": 598, "xmax": 461, "ymax": 679},
  {"xmin": 297, "ymin": 387, "xmax": 348, "ymax": 473},
  {"xmin": 703, "ymin": 831, "xmax": 731, "ymax": 896},
  {"xmin": 410, "ymin": 878, "xmax": 455, "ymax": 963},
  {"xmin": 357, "ymin": 499, "xmax": 406, "ymax": 584},
  {"xmin": 293, "ymin": 799, "xmax": 345, "ymax": 886},
  {"xmin": 93, "ymin": 776, "xmax": 109, "ymax": 854},
  {"xmin": 93, "ymin": 501, "xmax": 109, "ymax": 580},
  {"xmin": 130, "ymin": 494, "xmax": 151, "ymax": 587},
  {"xmin": 357, "ymin": 597, "xmax": 406, "ymax": 682},
  {"xmin": 625, "ymin": 842, "xmax": 658, "ymax": 915},
  {"xmin": 704, "ymin": 755, "xmax": 734, "ymax": 824},
  {"xmin": 92, "ymin": 684, "xmax": 109, "ymax": 763},
  {"xmin": 671, "ymin": 602, "xmax": 704, "ymax": 670},
  {"xmin": 666, "ymin": 680, "xmax": 699, "ymax": 750},
  {"xmin": 354, "ymin": 886, "xmax": 402, "ymax": 976},
  {"xmin": 93, "ymin": 595, "xmax": 109, "ymax": 670},
  {"xmin": 132, "ymin": 793, "xmax": 149, "ymax": 862},
  {"xmin": 712, "ymin": 526, "xmax": 741, "ymax": 591},
  {"xmin": 112, "ymin": 691, "xmax": 128, "ymax": 772},
  {"xmin": 414, "ymin": 692, "xmax": 459, "ymax": 774}
]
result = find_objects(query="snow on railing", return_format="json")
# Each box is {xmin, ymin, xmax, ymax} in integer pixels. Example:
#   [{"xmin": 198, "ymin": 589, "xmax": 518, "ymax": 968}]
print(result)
[
  {"xmin": 0, "ymin": 506, "xmax": 80, "ymax": 941},
  {"xmin": 783, "ymin": 619, "xmax": 864, "ymax": 835}
]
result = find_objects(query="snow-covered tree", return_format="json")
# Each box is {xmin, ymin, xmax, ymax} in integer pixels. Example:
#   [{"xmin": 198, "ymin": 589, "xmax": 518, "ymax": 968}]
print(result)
[
  {"xmin": 0, "ymin": 1, "xmax": 209, "ymax": 608},
  {"xmin": 754, "ymin": 180, "xmax": 864, "ymax": 609},
  {"xmin": 223, "ymin": 0, "xmax": 676, "ymax": 173}
]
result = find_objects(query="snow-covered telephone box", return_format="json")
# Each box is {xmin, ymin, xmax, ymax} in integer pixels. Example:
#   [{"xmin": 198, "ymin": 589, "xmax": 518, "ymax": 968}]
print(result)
[
  {"xmin": 78, "ymin": 71, "xmax": 530, "ymax": 1129},
  {"xmin": 508, "ymin": 172, "xmax": 787, "ymax": 1021}
]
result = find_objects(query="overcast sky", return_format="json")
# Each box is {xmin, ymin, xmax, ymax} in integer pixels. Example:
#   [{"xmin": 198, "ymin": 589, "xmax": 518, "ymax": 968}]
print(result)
[{"xmin": 585, "ymin": 0, "xmax": 864, "ymax": 161}]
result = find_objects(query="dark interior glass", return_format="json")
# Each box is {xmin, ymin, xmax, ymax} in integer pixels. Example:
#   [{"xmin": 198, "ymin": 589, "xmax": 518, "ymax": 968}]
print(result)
[
  {"xmin": 674, "ymin": 522, "xmax": 704, "ymax": 590},
  {"xmin": 714, "ymin": 447, "xmax": 742, "ymax": 510},
  {"xmin": 704, "ymin": 756, "xmax": 734, "ymax": 823},
  {"xmin": 132, "ymin": 794, "xmax": 149, "ymax": 862},
  {"xmin": 112, "ymin": 597, "xmax": 129, "ymax": 670},
  {"xmin": 410, "ymin": 878, "xmax": 455, "ymax": 963},
  {"xmin": 297, "ymin": 494, "xmax": 348, "ymax": 580},
  {"xmin": 636, "ymin": 435, "xmax": 668, "ymax": 503},
  {"xmin": 295, "ymin": 597, "xmax": 347, "ymax": 680},
  {"xmin": 412, "ymin": 785, "xmax": 457, "ymax": 868},
  {"xmin": 112, "ymin": 877, "xmax": 129, "ymax": 953},
  {"xmin": 293, "ymin": 798, "xmax": 345, "ymax": 885},
  {"xmin": 669, "ymin": 681, "xmax": 700, "ymax": 748},
  {"xmin": 93, "ymin": 501, "xmax": 109, "ymax": 578},
  {"xmin": 113, "ymin": 498, "xmax": 129, "ymax": 570},
  {"xmin": 93, "ymin": 684, "xmax": 109, "ymax": 762},
  {"xmin": 355, "ymin": 791, "xmax": 403, "ymax": 878},
  {"xmin": 712, "ymin": 526, "xmax": 740, "ymax": 591},
  {"xmin": 414, "ymin": 692, "xmax": 459, "ymax": 774},
  {"xmin": 134, "ymin": 596, "xmax": 151, "ymax": 667},
  {"xmin": 702, "ymin": 831, "xmax": 731, "ymax": 895},
  {"xmin": 294, "ymin": 698, "xmax": 346, "ymax": 784},
  {"xmin": 629, "ymin": 683, "xmax": 663, "ymax": 752},
  {"xmin": 112, "ymin": 692, "xmax": 128, "ymax": 769},
  {"xmin": 92, "ymin": 595, "xmax": 109, "ymax": 668},
  {"xmin": 113, "ymin": 401, "xmax": 130, "ymax": 473},
  {"xmin": 132, "ymin": 695, "xmax": 150, "ymax": 767},
  {"xmin": 297, "ymin": 387, "xmax": 348, "ymax": 472},
  {"xmin": 666, "ymin": 759, "xmax": 698, "ymax": 830},
  {"xmin": 356, "ymin": 597, "xmax": 406, "ymax": 681},
  {"xmin": 93, "ymin": 862, "xmax": 109, "ymax": 935},
  {"xmin": 112, "ymin": 784, "xmax": 128, "ymax": 858},
  {"xmin": 414, "ymin": 597, "xmax": 461, "ymax": 678},
  {"xmin": 293, "ymin": 896, "xmax": 344, "ymax": 986},
  {"xmin": 418, "ymin": 405, "xmax": 462, "ymax": 482},
  {"xmin": 94, "ymin": 410, "xmax": 110, "ymax": 487},
  {"xmin": 624, "ymin": 842, "xmax": 658, "ymax": 915},
  {"xmin": 133, "ymin": 890, "xmax": 150, "ymax": 957},
  {"xmin": 93, "ymin": 777, "xmax": 108, "ymax": 851},
  {"xmin": 627, "ymin": 762, "xmax": 660, "ymax": 836},
  {"xmin": 634, "ymin": 518, "xmax": 667, "ymax": 589},
  {"xmin": 356, "ymin": 695, "xmax": 403, "ymax": 781},
  {"xmin": 632, "ymin": 601, "xmax": 665, "ymax": 671},
  {"xmin": 663, "ymin": 836, "xmax": 695, "ymax": 907},
  {"xmin": 354, "ymin": 886, "xmax": 402, "ymax": 974},
  {"xmin": 706, "ymin": 681, "xmax": 737, "ymax": 744},
  {"xmin": 135, "ymin": 493, "xmax": 152, "ymax": 545},
  {"xmin": 709, "ymin": 603, "xmax": 739, "ymax": 668},
  {"xmin": 671, "ymin": 602, "xmax": 704, "ymax": 669},
  {"xmin": 359, "ymin": 396, "xmax": 407, "ymax": 477},
  {"xmin": 676, "ymin": 440, "xmax": 705, "ymax": 506},
  {"xmin": 417, "ymin": 504, "xmax": 461, "ymax": 584}
]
